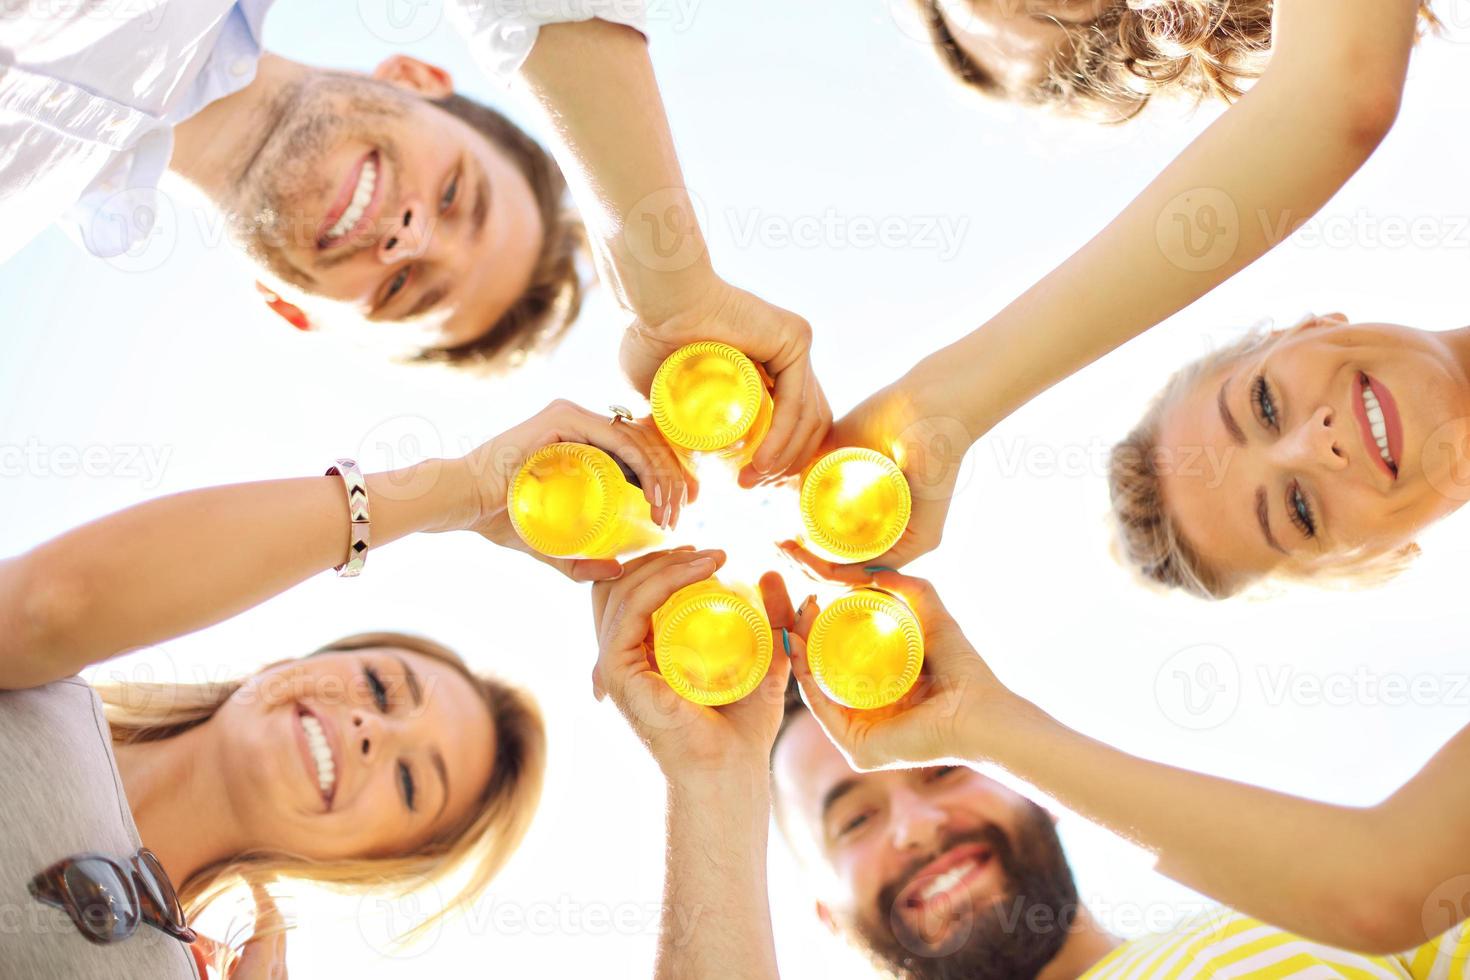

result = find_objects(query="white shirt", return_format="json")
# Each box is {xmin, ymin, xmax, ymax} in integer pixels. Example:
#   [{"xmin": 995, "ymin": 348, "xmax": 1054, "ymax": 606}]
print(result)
[
  {"xmin": 0, "ymin": 0, "xmax": 644, "ymax": 265},
  {"xmin": 0, "ymin": 0, "xmax": 273, "ymax": 263},
  {"xmin": 448, "ymin": 0, "xmax": 647, "ymax": 78}
]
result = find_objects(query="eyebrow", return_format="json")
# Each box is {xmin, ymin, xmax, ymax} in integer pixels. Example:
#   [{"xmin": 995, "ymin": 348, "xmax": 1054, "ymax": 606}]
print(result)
[
  {"xmin": 1218, "ymin": 379, "xmax": 1246, "ymax": 447},
  {"xmin": 394, "ymin": 655, "xmax": 424, "ymax": 708},
  {"xmin": 400, "ymin": 282, "xmax": 449, "ymax": 321},
  {"xmin": 393, "ymin": 655, "xmax": 450, "ymax": 820},
  {"xmin": 471, "ymin": 159, "xmax": 490, "ymax": 238},
  {"xmin": 1255, "ymin": 486, "xmax": 1286, "ymax": 555},
  {"xmin": 431, "ymin": 750, "xmax": 450, "ymax": 822},
  {"xmin": 820, "ymin": 777, "xmax": 860, "ymax": 823}
]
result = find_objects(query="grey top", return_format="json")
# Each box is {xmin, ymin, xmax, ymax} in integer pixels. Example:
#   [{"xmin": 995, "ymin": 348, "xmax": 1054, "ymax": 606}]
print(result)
[{"xmin": 0, "ymin": 677, "xmax": 201, "ymax": 980}]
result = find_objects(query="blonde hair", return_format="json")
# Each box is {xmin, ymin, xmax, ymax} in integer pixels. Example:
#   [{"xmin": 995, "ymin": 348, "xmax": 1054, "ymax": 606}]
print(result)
[
  {"xmin": 96, "ymin": 631, "xmax": 545, "ymax": 944},
  {"xmin": 1109, "ymin": 327, "xmax": 1420, "ymax": 599},
  {"xmin": 919, "ymin": 0, "xmax": 1439, "ymax": 122}
]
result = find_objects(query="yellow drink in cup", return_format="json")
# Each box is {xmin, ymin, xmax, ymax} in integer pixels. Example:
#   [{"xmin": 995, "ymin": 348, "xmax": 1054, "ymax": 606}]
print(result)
[
  {"xmin": 508, "ymin": 443, "xmax": 663, "ymax": 559},
  {"xmin": 799, "ymin": 448, "xmax": 912, "ymax": 564},
  {"xmin": 650, "ymin": 342, "xmax": 774, "ymax": 467},
  {"xmin": 805, "ymin": 589, "xmax": 924, "ymax": 710},
  {"xmin": 653, "ymin": 579, "xmax": 773, "ymax": 706}
]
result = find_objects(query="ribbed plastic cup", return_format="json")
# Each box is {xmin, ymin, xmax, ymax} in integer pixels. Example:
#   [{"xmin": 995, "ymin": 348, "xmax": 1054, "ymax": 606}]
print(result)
[
  {"xmin": 653, "ymin": 580, "xmax": 773, "ymax": 706},
  {"xmin": 806, "ymin": 589, "xmax": 924, "ymax": 710},
  {"xmin": 650, "ymin": 342, "xmax": 773, "ymax": 464},
  {"xmin": 799, "ymin": 448, "xmax": 912, "ymax": 564},
  {"xmin": 507, "ymin": 443, "xmax": 661, "ymax": 559}
]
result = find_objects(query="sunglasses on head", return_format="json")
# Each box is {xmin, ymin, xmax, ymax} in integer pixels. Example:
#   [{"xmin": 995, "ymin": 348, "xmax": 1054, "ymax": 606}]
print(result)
[{"xmin": 28, "ymin": 847, "xmax": 197, "ymax": 946}]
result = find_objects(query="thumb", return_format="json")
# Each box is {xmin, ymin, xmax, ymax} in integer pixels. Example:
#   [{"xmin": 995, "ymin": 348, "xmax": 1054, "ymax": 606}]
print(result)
[{"xmin": 787, "ymin": 626, "xmax": 859, "ymax": 752}]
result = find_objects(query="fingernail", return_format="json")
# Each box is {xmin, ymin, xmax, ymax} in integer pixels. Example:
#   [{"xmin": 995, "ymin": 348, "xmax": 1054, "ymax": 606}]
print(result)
[
  {"xmin": 653, "ymin": 484, "xmax": 663, "ymax": 509},
  {"xmin": 680, "ymin": 485, "xmax": 688, "ymax": 508},
  {"xmin": 797, "ymin": 595, "xmax": 815, "ymax": 617},
  {"xmin": 864, "ymin": 565, "xmax": 897, "ymax": 574},
  {"xmin": 780, "ymin": 628, "xmax": 792, "ymax": 657}
]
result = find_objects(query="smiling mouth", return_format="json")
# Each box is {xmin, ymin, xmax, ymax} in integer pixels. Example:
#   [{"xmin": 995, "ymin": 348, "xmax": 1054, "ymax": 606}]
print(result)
[
  {"xmin": 1355, "ymin": 372, "xmax": 1401, "ymax": 479},
  {"xmin": 318, "ymin": 150, "xmax": 380, "ymax": 249},
  {"xmin": 297, "ymin": 707, "xmax": 337, "ymax": 808},
  {"xmin": 899, "ymin": 843, "xmax": 998, "ymax": 915}
]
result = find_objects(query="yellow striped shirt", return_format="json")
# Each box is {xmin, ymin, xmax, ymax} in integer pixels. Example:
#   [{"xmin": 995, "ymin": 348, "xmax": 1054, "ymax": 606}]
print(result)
[{"xmin": 1081, "ymin": 909, "xmax": 1470, "ymax": 979}]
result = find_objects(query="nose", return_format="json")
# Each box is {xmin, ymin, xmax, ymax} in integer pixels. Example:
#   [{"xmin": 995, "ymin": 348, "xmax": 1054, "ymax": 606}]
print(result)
[
  {"xmin": 376, "ymin": 195, "xmax": 433, "ymax": 265},
  {"xmin": 1274, "ymin": 404, "xmax": 1347, "ymax": 473},
  {"xmin": 888, "ymin": 789, "xmax": 946, "ymax": 853},
  {"xmin": 349, "ymin": 709, "xmax": 389, "ymax": 761}
]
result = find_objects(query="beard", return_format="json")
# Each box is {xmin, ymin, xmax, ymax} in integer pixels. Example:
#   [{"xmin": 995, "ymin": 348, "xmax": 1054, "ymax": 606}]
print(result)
[
  {"xmin": 217, "ymin": 72, "xmax": 410, "ymax": 289},
  {"xmin": 844, "ymin": 804, "xmax": 1079, "ymax": 980}
]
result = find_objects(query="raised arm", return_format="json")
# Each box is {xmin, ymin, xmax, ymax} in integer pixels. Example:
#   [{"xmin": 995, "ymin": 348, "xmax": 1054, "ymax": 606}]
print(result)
[
  {"xmin": 782, "ymin": 558, "xmax": 1470, "ymax": 955},
  {"xmin": 0, "ymin": 401, "xmax": 689, "ymax": 688},
  {"xmin": 510, "ymin": 18, "xmax": 831, "ymax": 483},
  {"xmin": 589, "ymin": 554, "xmax": 788, "ymax": 980},
  {"xmin": 833, "ymin": 0, "xmax": 1423, "ymax": 565}
]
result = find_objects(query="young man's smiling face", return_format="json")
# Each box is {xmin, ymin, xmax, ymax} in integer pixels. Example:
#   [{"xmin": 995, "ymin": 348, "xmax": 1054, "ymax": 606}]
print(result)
[
  {"xmin": 227, "ymin": 56, "xmax": 545, "ymax": 354},
  {"xmin": 772, "ymin": 710, "xmax": 1078, "ymax": 980}
]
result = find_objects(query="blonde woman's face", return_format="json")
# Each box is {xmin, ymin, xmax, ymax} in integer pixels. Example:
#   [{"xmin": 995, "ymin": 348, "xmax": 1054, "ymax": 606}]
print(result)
[
  {"xmin": 1154, "ymin": 318, "xmax": 1470, "ymax": 587},
  {"xmin": 934, "ymin": 0, "xmax": 1105, "ymax": 94},
  {"xmin": 214, "ymin": 648, "xmax": 495, "ymax": 860}
]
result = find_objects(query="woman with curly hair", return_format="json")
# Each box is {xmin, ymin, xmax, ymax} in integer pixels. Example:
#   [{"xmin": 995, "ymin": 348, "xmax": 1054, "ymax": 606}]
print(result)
[{"xmin": 809, "ymin": 2, "xmax": 1441, "ymax": 574}]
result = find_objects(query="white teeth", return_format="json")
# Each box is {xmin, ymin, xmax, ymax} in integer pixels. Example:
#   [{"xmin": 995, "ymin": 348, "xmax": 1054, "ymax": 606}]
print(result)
[
  {"xmin": 1359, "ymin": 382, "xmax": 1395, "ymax": 467},
  {"xmin": 918, "ymin": 859, "xmax": 978, "ymax": 902},
  {"xmin": 325, "ymin": 157, "xmax": 377, "ymax": 241},
  {"xmin": 300, "ymin": 714, "xmax": 336, "ymax": 797}
]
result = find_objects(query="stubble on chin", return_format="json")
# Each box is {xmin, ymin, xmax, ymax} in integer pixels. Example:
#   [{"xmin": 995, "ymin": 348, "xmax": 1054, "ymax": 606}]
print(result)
[{"xmin": 224, "ymin": 75, "xmax": 412, "ymax": 290}]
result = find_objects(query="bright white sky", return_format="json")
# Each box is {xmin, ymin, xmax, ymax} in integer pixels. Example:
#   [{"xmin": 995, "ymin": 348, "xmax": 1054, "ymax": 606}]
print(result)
[{"xmin": 3, "ymin": 2, "xmax": 1470, "ymax": 976}]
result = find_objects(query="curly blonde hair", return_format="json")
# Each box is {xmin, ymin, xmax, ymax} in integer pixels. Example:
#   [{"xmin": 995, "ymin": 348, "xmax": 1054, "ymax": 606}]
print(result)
[
  {"xmin": 1109, "ymin": 327, "xmax": 1421, "ymax": 599},
  {"xmin": 96, "ymin": 631, "xmax": 545, "ymax": 945},
  {"xmin": 919, "ymin": 0, "xmax": 1439, "ymax": 121}
]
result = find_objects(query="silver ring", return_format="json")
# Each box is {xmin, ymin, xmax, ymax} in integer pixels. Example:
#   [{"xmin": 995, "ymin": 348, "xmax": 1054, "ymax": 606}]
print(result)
[{"xmin": 608, "ymin": 404, "xmax": 634, "ymax": 425}]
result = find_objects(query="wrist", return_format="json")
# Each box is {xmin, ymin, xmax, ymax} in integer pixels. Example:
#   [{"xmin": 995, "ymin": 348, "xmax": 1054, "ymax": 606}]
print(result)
[
  {"xmin": 958, "ymin": 687, "xmax": 1050, "ymax": 766},
  {"xmin": 359, "ymin": 459, "xmax": 473, "ymax": 539},
  {"xmin": 606, "ymin": 218, "xmax": 720, "ymax": 330},
  {"xmin": 664, "ymin": 757, "xmax": 771, "ymax": 805},
  {"xmin": 899, "ymin": 360, "xmax": 981, "ymax": 444}
]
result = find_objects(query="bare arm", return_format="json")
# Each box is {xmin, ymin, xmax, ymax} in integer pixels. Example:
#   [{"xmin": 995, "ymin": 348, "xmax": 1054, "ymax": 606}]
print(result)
[
  {"xmin": 836, "ymin": 0, "xmax": 1422, "ymax": 565},
  {"xmin": 514, "ymin": 20, "xmax": 830, "ymax": 482},
  {"xmin": 917, "ymin": 0, "xmax": 1418, "ymax": 436},
  {"xmin": 986, "ymin": 700, "xmax": 1470, "ymax": 954},
  {"xmin": 590, "ymin": 556, "xmax": 789, "ymax": 980},
  {"xmin": 0, "ymin": 461, "xmax": 473, "ymax": 689},
  {"xmin": 0, "ymin": 401, "xmax": 691, "ymax": 688},
  {"xmin": 658, "ymin": 771, "xmax": 780, "ymax": 980},
  {"xmin": 787, "ymin": 564, "xmax": 1470, "ymax": 954}
]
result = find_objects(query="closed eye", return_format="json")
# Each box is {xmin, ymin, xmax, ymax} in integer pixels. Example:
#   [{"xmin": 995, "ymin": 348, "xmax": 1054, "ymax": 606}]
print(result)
[
  {"xmin": 397, "ymin": 761, "xmax": 416, "ymax": 812},
  {"xmin": 439, "ymin": 165, "xmax": 461, "ymax": 214},
  {"xmin": 376, "ymin": 266, "xmax": 412, "ymax": 312},
  {"xmin": 364, "ymin": 665, "xmax": 389, "ymax": 712}
]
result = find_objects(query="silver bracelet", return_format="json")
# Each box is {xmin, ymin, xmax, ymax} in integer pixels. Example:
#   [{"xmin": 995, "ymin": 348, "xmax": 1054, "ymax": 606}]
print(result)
[{"xmin": 325, "ymin": 459, "xmax": 370, "ymax": 577}]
